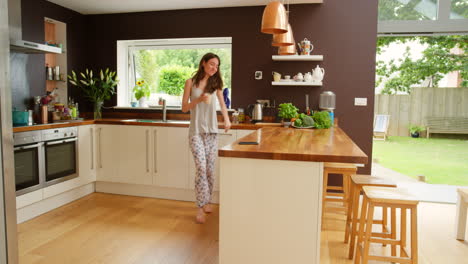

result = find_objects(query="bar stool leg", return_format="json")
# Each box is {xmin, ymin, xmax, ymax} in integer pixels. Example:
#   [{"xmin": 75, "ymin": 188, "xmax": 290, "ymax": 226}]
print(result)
[
  {"xmin": 355, "ymin": 196, "xmax": 368, "ymax": 264},
  {"xmin": 344, "ymin": 180, "xmax": 355, "ymax": 243},
  {"xmin": 322, "ymin": 170, "xmax": 329, "ymax": 220},
  {"xmin": 391, "ymin": 207, "xmax": 397, "ymax": 256},
  {"xmin": 382, "ymin": 206, "xmax": 388, "ymax": 246},
  {"xmin": 349, "ymin": 185, "xmax": 361, "ymax": 259},
  {"xmin": 401, "ymin": 208, "xmax": 407, "ymax": 258},
  {"xmin": 362, "ymin": 202, "xmax": 375, "ymax": 264},
  {"xmin": 411, "ymin": 207, "xmax": 418, "ymax": 264}
]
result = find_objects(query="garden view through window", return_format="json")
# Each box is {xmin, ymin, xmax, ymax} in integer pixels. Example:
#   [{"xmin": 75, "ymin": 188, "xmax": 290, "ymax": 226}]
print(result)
[{"xmin": 128, "ymin": 44, "xmax": 232, "ymax": 108}]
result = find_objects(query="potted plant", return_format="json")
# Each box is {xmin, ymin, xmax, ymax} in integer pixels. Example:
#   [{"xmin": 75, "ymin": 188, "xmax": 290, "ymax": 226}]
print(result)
[
  {"xmin": 68, "ymin": 68, "xmax": 118, "ymax": 119},
  {"xmin": 278, "ymin": 103, "xmax": 299, "ymax": 127},
  {"xmin": 133, "ymin": 79, "xmax": 151, "ymax": 107},
  {"xmin": 409, "ymin": 124, "xmax": 425, "ymax": 138}
]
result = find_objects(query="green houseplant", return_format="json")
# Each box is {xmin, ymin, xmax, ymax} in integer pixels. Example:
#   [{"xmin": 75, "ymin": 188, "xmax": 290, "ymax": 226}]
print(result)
[
  {"xmin": 409, "ymin": 124, "xmax": 425, "ymax": 138},
  {"xmin": 278, "ymin": 103, "xmax": 299, "ymax": 127},
  {"xmin": 68, "ymin": 68, "xmax": 118, "ymax": 119},
  {"xmin": 133, "ymin": 79, "xmax": 151, "ymax": 107}
]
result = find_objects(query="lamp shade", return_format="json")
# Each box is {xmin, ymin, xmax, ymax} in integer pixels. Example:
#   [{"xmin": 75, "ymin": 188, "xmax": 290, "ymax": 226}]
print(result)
[
  {"xmin": 272, "ymin": 24, "xmax": 294, "ymax": 47},
  {"xmin": 261, "ymin": 1, "xmax": 288, "ymax": 34},
  {"xmin": 278, "ymin": 40, "xmax": 297, "ymax": 55}
]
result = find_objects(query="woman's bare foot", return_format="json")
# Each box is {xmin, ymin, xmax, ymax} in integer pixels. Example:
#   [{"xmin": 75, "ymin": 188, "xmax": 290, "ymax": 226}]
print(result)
[
  {"xmin": 203, "ymin": 204, "xmax": 213, "ymax": 213},
  {"xmin": 196, "ymin": 208, "xmax": 206, "ymax": 224}
]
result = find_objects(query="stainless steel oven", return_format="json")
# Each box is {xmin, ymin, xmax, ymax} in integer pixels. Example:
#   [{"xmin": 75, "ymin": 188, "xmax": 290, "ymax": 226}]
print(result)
[
  {"xmin": 43, "ymin": 127, "xmax": 78, "ymax": 186},
  {"xmin": 13, "ymin": 131, "xmax": 45, "ymax": 196}
]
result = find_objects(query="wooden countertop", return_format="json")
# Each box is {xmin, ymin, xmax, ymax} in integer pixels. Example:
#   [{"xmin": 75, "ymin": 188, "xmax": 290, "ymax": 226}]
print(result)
[
  {"xmin": 219, "ymin": 127, "xmax": 368, "ymax": 164},
  {"xmin": 13, "ymin": 119, "xmax": 281, "ymax": 132}
]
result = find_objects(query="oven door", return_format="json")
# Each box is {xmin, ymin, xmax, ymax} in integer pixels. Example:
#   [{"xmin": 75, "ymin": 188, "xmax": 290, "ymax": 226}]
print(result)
[
  {"xmin": 44, "ymin": 137, "xmax": 78, "ymax": 185},
  {"xmin": 14, "ymin": 142, "xmax": 44, "ymax": 196}
]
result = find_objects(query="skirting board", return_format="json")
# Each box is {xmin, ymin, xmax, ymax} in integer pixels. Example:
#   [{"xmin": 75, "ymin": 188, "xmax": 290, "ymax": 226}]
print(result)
[
  {"xmin": 17, "ymin": 183, "xmax": 95, "ymax": 224},
  {"xmin": 95, "ymin": 181, "xmax": 220, "ymax": 204}
]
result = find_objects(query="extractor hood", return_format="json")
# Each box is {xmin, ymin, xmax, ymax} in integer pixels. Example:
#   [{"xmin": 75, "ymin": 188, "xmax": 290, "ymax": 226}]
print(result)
[{"xmin": 8, "ymin": 0, "xmax": 62, "ymax": 54}]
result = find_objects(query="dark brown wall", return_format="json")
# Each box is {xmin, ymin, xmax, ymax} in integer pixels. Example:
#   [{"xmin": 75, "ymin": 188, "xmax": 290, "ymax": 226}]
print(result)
[
  {"xmin": 20, "ymin": 0, "xmax": 86, "ymax": 100},
  {"xmin": 19, "ymin": 1, "xmax": 377, "ymax": 174},
  {"xmin": 85, "ymin": 2, "xmax": 377, "ymax": 173}
]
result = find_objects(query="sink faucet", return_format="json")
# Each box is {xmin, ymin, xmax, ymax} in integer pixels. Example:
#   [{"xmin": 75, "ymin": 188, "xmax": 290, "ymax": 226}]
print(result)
[{"xmin": 162, "ymin": 99, "xmax": 167, "ymax": 122}]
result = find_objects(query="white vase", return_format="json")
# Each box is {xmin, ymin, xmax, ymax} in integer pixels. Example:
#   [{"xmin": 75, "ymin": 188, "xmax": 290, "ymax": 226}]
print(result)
[{"xmin": 139, "ymin": 97, "xmax": 148, "ymax": 107}]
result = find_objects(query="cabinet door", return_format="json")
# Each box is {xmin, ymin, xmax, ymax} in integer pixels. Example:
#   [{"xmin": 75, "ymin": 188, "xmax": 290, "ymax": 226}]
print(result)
[
  {"xmin": 96, "ymin": 125, "xmax": 119, "ymax": 182},
  {"xmin": 236, "ymin": 129, "xmax": 255, "ymax": 140},
  {"xmin": 115, "ymin": 126, "xmax": 152, "ymax": 185},
  {"xmin": 78, "ymin": 125, "xmax": 96, "ymax": 184},
  {"xmin": 188, "ymin": 129, "xmax": 237, "ymax": 191},
  {"xmin": 153, "ymin": 127, "xmax": 189, "ymax": 189}
]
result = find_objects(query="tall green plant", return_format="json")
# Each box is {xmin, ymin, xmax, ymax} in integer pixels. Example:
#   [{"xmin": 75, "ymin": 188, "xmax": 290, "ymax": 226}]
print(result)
[
  {"xmin": 68, "ymin": 68, "xmax": 118, "ymax": 103},
  {"xmin": 158, "ymin": 65, "xmax": 195, "ymax": 96}
]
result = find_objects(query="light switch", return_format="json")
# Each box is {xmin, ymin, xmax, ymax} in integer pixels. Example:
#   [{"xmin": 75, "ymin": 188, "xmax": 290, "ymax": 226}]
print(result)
[
  {"xmin": 354, "ymin": 97, "xmax": 367, "ymax": 106},
  {"xmin": 255, "ymin": 71, "xmax": 262, "ymax": 80}
]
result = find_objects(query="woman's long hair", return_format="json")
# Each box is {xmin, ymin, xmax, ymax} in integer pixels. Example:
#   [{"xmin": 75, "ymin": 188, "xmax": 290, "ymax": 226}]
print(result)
[{"xmin": 192, "ymin": 53, "xmax": 224, "ymax": 94}]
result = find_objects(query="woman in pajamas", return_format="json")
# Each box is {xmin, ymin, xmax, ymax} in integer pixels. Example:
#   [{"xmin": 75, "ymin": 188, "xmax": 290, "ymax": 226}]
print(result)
[{"xmin": 182, "ymin": 53, "xmax": 231, "ymax": 223}]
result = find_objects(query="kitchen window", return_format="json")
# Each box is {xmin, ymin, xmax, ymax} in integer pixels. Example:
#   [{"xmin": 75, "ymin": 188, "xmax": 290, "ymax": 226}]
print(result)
[{"xmin": 117, "ymin": 37, "xmax": 232, "ymax": 108}]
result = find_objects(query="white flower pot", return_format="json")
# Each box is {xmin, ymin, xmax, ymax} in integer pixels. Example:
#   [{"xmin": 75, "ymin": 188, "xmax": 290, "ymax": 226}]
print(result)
[{"xmin": 139, "ymin": 97, "xmax": 148, "ymax": 108}]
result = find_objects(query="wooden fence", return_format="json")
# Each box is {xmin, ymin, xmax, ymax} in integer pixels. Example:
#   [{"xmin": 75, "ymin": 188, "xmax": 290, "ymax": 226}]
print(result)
[{"xmin": 374, "ymin": 87, "xmax": 468, "ymax": 136}]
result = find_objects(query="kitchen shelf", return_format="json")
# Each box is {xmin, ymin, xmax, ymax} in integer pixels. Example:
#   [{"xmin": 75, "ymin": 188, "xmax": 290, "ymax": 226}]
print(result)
[
  {"xmin": 272, "ymin": 55, "xmax": 323, "ymax": 61},
  {"xmin": 46, "ymin": 79, "xmax": 66, "ymax": 82},
  {"xmin": 272, "ymin": 81, "xmax": 322, "ymax": 86}
]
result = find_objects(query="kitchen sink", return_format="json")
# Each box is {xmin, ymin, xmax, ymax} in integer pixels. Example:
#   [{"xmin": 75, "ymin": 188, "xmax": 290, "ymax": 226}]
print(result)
[{"xmin": 121, "ymin": 119, "xmax": 189, "ymax": 124}]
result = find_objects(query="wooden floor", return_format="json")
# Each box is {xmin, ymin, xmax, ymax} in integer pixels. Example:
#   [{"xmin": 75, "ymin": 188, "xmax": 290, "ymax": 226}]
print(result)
[{"xmin": 18, "ymin": 193, "xmax": 468, "ymax": 264}]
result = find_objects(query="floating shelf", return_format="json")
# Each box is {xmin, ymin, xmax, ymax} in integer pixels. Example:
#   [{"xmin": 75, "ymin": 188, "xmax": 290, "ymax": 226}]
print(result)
[
  {"xmin": 272, "ymin": 55, "xmax": 323, "ymax": 61},
  {"xmin": 272, "ymin": 81, "xmax": 322, "ymax": 86}
]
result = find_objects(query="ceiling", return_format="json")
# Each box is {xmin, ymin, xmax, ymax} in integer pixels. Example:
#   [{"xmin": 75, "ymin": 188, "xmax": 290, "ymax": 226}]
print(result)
[{"xmin": 46, "ymin": 0, "xmax": 321, "ymax": 15}]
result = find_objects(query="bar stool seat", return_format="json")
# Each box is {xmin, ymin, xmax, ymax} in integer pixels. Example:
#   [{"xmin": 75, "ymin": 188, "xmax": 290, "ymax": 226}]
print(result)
[
  {"xmin": 322, "ymin": 162, "xmax": 357, "ymax": 216},
  {"xmin": 356, "ymin": 186, "xmax": 419, "ymax": 264},
  {"xmin": 347, "ymin": 175, "xmax": 397, "ymax": 259}
]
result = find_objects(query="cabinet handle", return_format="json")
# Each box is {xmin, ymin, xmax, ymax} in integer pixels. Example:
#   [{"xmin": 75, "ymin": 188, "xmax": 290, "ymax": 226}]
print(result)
[
  {"xmin": 99, "ymin": 127, "xmax": 103, "ymax": 168},
  {"xmin": 90, "ymin": 127, "xmax": 94, "ymax": 170},
  {"xmin": 146, "ymin": 130, "xmax": 149, "ymax": 173},
  {"xmin": 153, "ymin": 129, "xmax": 158, "ymax": 173}
]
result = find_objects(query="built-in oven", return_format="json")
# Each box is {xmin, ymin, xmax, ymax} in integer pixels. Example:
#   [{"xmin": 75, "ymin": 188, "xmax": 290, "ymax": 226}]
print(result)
[
  {"xmin": 42, "ymin": 127, "xmax": 78, "ymax": 186},
  {"xmin": 13, "ymin": 131, "xmax": 45, "ymax": 196}
]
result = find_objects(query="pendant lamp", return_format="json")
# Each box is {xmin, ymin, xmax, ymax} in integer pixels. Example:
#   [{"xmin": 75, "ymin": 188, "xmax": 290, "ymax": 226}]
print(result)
[
  {"xmin": 272, "ymin": 23, "xmax": 294, "ymax": 47},
  {"xmin": 278, "ymin": 39, "xmax": 296, "ymax": 55},
  {"xmin": 261, "ymin": 1, "xmax": 288, "ymax": 34}
]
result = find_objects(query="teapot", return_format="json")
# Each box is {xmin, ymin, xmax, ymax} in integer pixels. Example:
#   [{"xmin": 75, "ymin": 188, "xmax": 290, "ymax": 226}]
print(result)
[
  {"xmin": 304, "ymin": 72, "xmax": 313, "ymax": 82},
  {"xmin": 297, "ymin": 38, "xmax": 314, "ymax": 55},
  {"xmin": 312, "ymin": 65, "xmax": 325, "ymax": 82},
  {"xmin": 294, "ymin": 72, "xmax": 304, "ymax": 82}
]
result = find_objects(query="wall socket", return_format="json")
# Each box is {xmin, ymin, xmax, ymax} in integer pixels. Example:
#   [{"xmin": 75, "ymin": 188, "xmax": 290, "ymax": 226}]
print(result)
[
  {"xmin": 354, "ymin": 97, "xmax": 367, "ymax": 106},
  {"xmin": 257, "ymin": 99, "xmax": 270, "ymax": 108}
]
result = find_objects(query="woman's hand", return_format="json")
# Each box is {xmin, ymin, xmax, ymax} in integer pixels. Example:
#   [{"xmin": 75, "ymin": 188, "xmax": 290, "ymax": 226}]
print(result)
[
  {"xmin": 199, "ymin": 93, "xmax": 210, "ymax": 104},
  {"xmin": 224, "ymin": 119, "xmax": 231, "ymax": 133}
]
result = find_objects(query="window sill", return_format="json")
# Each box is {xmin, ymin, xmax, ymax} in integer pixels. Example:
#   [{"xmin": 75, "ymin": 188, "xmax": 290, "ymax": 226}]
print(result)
[{"xmin": 113, "ymin": 106, "xmax": 236, "ymax": 112}]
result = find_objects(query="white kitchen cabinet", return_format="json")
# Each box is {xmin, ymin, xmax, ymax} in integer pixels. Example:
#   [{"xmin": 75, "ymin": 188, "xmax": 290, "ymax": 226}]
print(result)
[
  {"xmin": 96, "ymin": 125, "xmax": 119, "ymax": 182},
  {"xmin": 153, "ymin": 127, "xmax": 190, "ymax": 189},
  {"xmin": 236, "ymin": 129, "xmax": 255, "ymax": 140},
  {"xmin": 78, "ymin": 125, "xmax": 96, "ymax": 184},
  {"xmin": 115, "ymin": 126, "xmax": 153, "ymax": 185},
  {"xmin": 188, "ymin": 129, "xmax": 238, "ymax": 191}
]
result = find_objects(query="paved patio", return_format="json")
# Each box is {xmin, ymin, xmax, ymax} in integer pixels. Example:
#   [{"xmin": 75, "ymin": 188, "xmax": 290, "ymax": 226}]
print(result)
[{"xmin": 371, "ymin": 162, "xmax": 461, "ymax": 204}]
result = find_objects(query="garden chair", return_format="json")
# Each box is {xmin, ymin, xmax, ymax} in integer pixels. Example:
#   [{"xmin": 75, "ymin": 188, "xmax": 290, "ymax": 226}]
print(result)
[{"xmin": 373, "ymin": 115, "xmax": 390, "ymax": 141}]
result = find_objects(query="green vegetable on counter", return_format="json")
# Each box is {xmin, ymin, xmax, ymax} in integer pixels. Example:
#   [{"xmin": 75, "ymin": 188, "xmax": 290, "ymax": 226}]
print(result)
[
  {"xmin": 278, "ymin": 103, "xmax": 299, "ymax": 120},
  {"xmin": 312, "ymin": 111, "xmax": 332, "ymax": 129},
  {"xmin": 294, "ymin": 118, "xmax": 303, "ymax": 127}
]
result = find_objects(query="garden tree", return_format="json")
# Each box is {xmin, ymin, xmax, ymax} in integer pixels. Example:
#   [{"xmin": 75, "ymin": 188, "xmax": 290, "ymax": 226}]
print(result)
[
  {"xmin": 134, "ymin": 48, "xmax": 232, "ymax": 94},
  {"xmin": 158, "ymin": 65, "xmax": 195, "ymax": 96},
  {"xmin": 378, "ymin": 0, "xmax": 437, "ymax": 21},
  {"xmin": 376, "ymin": 35, "xmax": 468, "ymax": 94}
]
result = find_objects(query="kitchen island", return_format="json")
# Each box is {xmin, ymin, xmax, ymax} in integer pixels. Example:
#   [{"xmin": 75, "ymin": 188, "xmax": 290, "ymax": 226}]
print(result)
[{"xmin": 218, "ymin": 126, "xmax": 368, "ymax": 264}]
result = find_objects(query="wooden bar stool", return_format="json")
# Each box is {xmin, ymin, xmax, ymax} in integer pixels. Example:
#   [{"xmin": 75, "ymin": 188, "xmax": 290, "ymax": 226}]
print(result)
[
  {"xmin": 356, "ymin": 186, "xmax": 419, "ymax": 264},
  {"xmin": 322, "ymin": 162, "xmax": 357, "ymax": 216},
  {"xmin": 347, "ymin": 174, "xmax": 397, "ymax": 260},
  {"xmin": 455, "ymin": 188, "xmax": 468, "ymax": 241}
]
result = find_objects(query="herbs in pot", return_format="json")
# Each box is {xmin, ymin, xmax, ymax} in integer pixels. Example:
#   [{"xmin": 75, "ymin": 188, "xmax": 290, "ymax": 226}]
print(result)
[{"xmin": 278, "ymin": 103, "xmax": 299, "ymax": 120}]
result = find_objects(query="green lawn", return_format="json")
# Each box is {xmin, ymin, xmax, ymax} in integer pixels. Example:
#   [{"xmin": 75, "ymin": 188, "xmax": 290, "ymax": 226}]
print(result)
[{"xmin": 372, "ymin": 136, "xmax": 468, "ymax": 186}]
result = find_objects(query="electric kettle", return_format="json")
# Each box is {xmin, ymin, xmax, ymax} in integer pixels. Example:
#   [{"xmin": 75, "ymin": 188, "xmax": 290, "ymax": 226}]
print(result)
[{"xmin": 247, "ymin": 101, "xmax": 263, "ymax": 123}]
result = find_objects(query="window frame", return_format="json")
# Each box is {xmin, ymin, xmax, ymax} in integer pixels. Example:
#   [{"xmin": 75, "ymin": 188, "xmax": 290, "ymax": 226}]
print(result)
[
  {"xmin": 378, "ymin": 0, "xmax": 468, "ymax": 35},
  {"xmin": 117, "ymin": 37, "xmax": 232, "ymax": 107}
]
